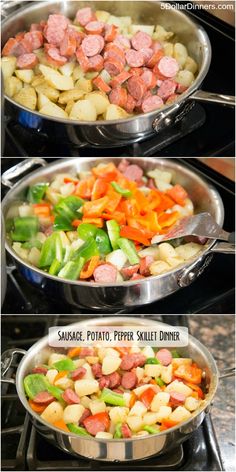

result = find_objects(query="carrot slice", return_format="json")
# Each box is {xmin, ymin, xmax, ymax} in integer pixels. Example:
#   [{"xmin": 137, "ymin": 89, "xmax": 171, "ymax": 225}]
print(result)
[
  {"xmin": 33, "ymin": 203, "xmax": 51, "ymax": 217},
  {"xmin": 80, "ymin": 255, "xmax": 100, "ymax": 279},
  {"xmin": 54, "ymin": 419, "xmax": 70, "ymax": 432},
  {"xmin": 67, "ymin": 347, "xmax": 81, "ymax": 358},
  {"xmin": 161, "ymin": 418, "xmax": 178, "ymax": 429},
  {"xmin": 29, "ymin": 399, "xmax": 46, "ymax": 413},
  {"xmin": 53, "ymin": 370, "xmax": 69, "ymax": 384}
]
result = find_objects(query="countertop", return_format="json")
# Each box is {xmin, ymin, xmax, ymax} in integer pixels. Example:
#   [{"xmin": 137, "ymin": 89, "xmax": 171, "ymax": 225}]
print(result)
[{"xmin": 189, "ymin": 315, "xmax": 235, "ymax": 472}]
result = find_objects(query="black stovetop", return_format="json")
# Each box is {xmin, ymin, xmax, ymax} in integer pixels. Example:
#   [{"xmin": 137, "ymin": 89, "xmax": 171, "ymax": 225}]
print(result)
[
  {"xmin": 1, "ymin": 314, "xmax": 224, "ymax": 471},
  {"xmin": 2, "ymin": 2, "xmax": 235, "ymax": 158},
  {"xmin": 2, "ymin": 158, "xmax": 235, "ymax": 315}
]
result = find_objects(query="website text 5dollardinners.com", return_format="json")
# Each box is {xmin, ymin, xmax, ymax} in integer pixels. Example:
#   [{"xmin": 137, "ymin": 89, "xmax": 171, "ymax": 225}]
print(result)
[{"xmin": 160, "ymin": 1, "xmax": 235, "ymax": 11}]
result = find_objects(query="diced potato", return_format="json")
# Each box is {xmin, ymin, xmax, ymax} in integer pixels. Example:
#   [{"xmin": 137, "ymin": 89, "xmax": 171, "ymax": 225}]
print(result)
[
  {"xmin": 18, "ymin": 204, "xmax": 34, "ymax": 217},
  {"xmin": 64, "ymin": 99, "xmax": 74, "ymax": 115},
  {"xmin": 14, "ymin": 86, "xmax": 37, "ymax": 110},
  {"xmin": 129, "ymin": 24, "xmax": 155, "ymax": 35},
  {"xmin": 134, "ymin": 384, "xmax": 156, "ymax": 396},
  {"xmin": 173, "ymin": 43, "xmax": 188, "ymax": 67},
  {"xmin": 54, "ymin": 376, "xmax": 74, "ymax": 390},
  {"xmin": 134, "ymin": 430, "xmax": 149, "ymax": 437},
  {"xmin": 163, "ymin": 42, "xmax": 174, "ymax": 57},
  {"xmin": 58, "ymin": 89, "xmax": 85, "ymax": 104},
  {"xmin": 74, "ymin": 379, "xmax": 99, "ymax": 397},
  {"xmin": 166, "ymin": 380, "xmax": 192, "ymax": 397},
  {"xmin": 172, "ymin": 358, "xmax": 192, "ymax": 369},
  {"xmin": 129, "ymin": 401, "xmax": 147, "ymax": 417},
  {"xmin": 31, "ymin": 75, "xmax": 45, "ymax": 87},
  {"xmin": 175, "ymin": 243, "xmax": 202, "ymax": 260},
  {"xmin": 148, "ymin": 169, "xmax": 172, "ymax": 184},
  {"xmin": 185, "ymin": 56, "xmax": 198, "ymax": 74},
  {"xmin": 165, "ymin": 256, "xmax": 184, "ymax": 268},
  {"xmin": 69, "ymin": 99, "xmax": 97, "ymax": 121},
  {"xmin": 1, "ymin": 56, "xmax": 17, "ymax": 81},
  {"xmin": 75, "ymin": 77, "xmax": 93, "ymax": 93},
  {"xmin": 105, "ymin": 104, "xmax": 130, "ymax": 120},
  {"xmin": 36, "ymin": 232, "xmax": 46, "ymax": 244},
  {"xmin": 151, "ymin": 392, "xmax": 170, "ymax": 412},
  {"xmin": 158, "ymin": 243, "xmax": 177, "ymax": 261},
  {"xmin": 39, "ymin": 64, "xmax": 74, "ymax": 90},
  {"xmin": 59, "ymin": 61, "xmax": 75, "ymax": 77},
  {"xmin": 80, "ymin": 396, "xmax": 91, "ymax": 408},
  {"xmin": 143, "ymin": 412, "xmax": 162, "ymax": 425},
  {"xmin": 60, "ymin": 182, "xmax": 75, "ymax": 197},
  {"xmin": 96, "ymin": 431, "xmax": 113, "ymax": 439},
  {"xmin": 106, "ymin": 249, "xmax": 128, "ymax": 270},
  {"xmin": 82, "ymin": 362, "xmax": 94, "ymax": 380},
  {"xmin": 85, "ymin": 356, "xmax": 99, "ymax": 365},
  {"xmin": 37, "ymin": 92, "xmax": 50, "ymax": 109},
  {"xmin": 28, "ymin": 247, "xmax": 41, "ymax": 267},
  {"xmin": 5, "ymin": 76, "xmax": 22, "ymax": 98},
  {"xmin": 123, "ymin": 392, "xmax": 132, "ymax": 407},
  {"xmin": 126, "ymin": 416, "xmax": 144, "ymax": 432},
  {"xmin": 73, "ymin": 358, "xmax": 86, "ymax": 368},
  {"xmin": 35, "ymin": 82, "xmax": 60, "ymax": 102},
  {"xmin": 135, "ymin": 367, "xmax": 144, "ymax": 383},
  {"xmin": 85, "ymin": 92, "xmax": 110, "ymax": 115},
  {"xmin": 144, "ymin": 364, "xmax": 162, "ymax": 378},
  {"xmin": 12, "ymin": 242, "xmax": 29, "ymax": 260},
  {"xmin": 41, "ymin": 401, "xmax": 63, "ymax": 424},
  {"xmin": 96, "ymin": 10, "xmax": 110, "ymax": 22},
  {"xmin": 155, "ymin": 180, "xmax": 172, "ymax": 192},
  {"xmin": 142, "ymin": 346, "xmax": 155, "ymax": 358},
  {"xmin": 106, "ymin": 348, "xmax": 121, "ymax": 358},
  {"xmin": 72, "ymin": 65, "xmax": 85, "ymax": 81},
  {"xmin": 175, "ymin": 70, "xmax": 195, "ymax": 88},
  {"xmin": 185, "ymin": 396, "xmax": 200, "ymax": 412},
  {"xmin": 130, "ymin": 346, "xmax": 141, "ymax": 354},
  {"xmin": 149, "ymin": 260, "xmax": 171, "ymax": 276},
  {"xmin": 48, "ymin": 353, "xmax": 67, "ymax": 366},
  {"xmin": 102, "ymin": 356, "xmax": 121, "ymax": 375},
  {"xmin": 89, "ymin": 400, "xmax": 106, "ymax": 415},
  {"xmin": 138, "ymin": 246, "xmax": 160, "ymax": 260},
  {"xmin": 161, "ymin": 365, "xmax": 173, "ymax": 384},
  {"xmin": 63, "ymin": 404, "xmax": 85, "ymax": 424},
  {"xmin": 46, "ymin": 369, "xmax": 58, "ymax": 384},
  {"xmin": 155, "ymin": 405, "xmax": 172, "ymax": 422},
  {"xmin": 109, "ymin": 407, "xmax": 129, "ymax": 424},
  {"xmin": 40, "ymin": 101, "xmax": 68, "ymax": 119},
  {"xmin": 169, "ymin": 406, "xmax": 191, "ymax": 423},
  {"xmin": 15, "ymin": 69, "xmax": 34, "ymax": 84},
  {"xmin": 154, "ymin": 25, "xmax": 174, "ymax": 41}
]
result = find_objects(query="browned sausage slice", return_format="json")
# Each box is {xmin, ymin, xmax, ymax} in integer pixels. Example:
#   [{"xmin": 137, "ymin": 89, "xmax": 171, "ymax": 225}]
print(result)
[
  {"xmin": 93, "ymin": 264, "xmax": 118, "ymax": 283},
  {"xmin": 16, "ymin": 53, "xmax": 38, "ymax": 69},
  {"xmin": 62, "ymin": 388, "xmax": 80, "ymax": 404},
  {"xmin": 121, "ymin": 371, "xmax": 137, "ymax": 389},
  {"xmin": 131, "ymin": 31, "xmax": 152, "ymax": 50},
  {"xmin": 33, "ymin": 391, "xmax": 54, "ymax": 405}
]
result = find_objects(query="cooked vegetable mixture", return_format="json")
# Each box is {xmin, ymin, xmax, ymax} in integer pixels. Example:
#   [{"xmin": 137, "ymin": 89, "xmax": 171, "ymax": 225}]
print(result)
[
  {"xmin": 6, "ymin": 160, "xmax": 205, "ymax": 282},
  {"xmin": 1, "ymin": 7, "xmax": 198, "ymax": 121},
  {"xmin": 23, "ymin": 345, "xmax": 206, "ymax": 438}
]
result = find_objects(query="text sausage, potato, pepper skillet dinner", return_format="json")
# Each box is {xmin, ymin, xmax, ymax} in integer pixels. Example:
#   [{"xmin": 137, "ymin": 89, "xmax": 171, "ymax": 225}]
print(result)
[
  {"xmin": 1, "ymin": 6, "xmax": 198, "ymax": 121},
  {"xmin": 6, "ymin": 159, "xmax": 206, "ymax": 283},
  {"xmin": 24, "ymin": 345, "xmax": 206, "ymax": 438}
]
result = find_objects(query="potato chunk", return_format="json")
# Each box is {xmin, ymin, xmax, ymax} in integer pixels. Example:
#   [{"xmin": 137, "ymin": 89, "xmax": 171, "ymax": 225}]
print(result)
[
  {"xmin": 40, "ymin": 101, "xmax": 68, "ymax": 119},
  {"xmin": 58, "ymin": 89, "xmax": 85, "ymax": 104},
  {"xmin": 63, "ymin": 404, "xmax": 85, "ymax": 424},
  {"xmin": 41, "ymin": 401, "xmax": 63, "ymax": 424},
  {"xmin": 5, "ymin": 76, "xmax": 22, "ymax": 98},
  {"xmin": 169, "ymin": 406, "xmax": 191, "ymax": 423},
  {"xmin": 39, "ymin": 64, "xmax": 74, "ymax": 90},
  {"xmin": 69, "ymin": 99, "xmax": 97, "ymax": 121},
  {"xmin": 1, "ymin": 56, "xmax": 17, "ymax": 80},
  {"xmin": 105, "ymin": 104, "xmax": 130, "ymax": 120},
  {"xmin": 74, "ymin": 379, "xmax": 99, "ymax": 397},
  {"xmin": 15, "ymin": 69, "xmax": 34, "ymax": 84},
  {"xmin": 85, "ymin": 92, "xmax": 110, "ymax": 115},
  {"xmin": 102, "ymin": 356, "xmax": 121, "ymax": 375},
  {"xmin": 13, "ymin": 86, "xmax": 37, "ymax": 110}
]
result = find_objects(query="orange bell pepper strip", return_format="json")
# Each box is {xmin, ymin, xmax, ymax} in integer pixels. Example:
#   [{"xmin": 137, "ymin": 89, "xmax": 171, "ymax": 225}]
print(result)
[
  {"xmin": 53, "ymin": 370, "xmax": 69, "ymax": 384},
  {"xmin": 72, "ymin": 219, "xmax": 83, "ymax": 227},
  {"xmin": 185, "ymin": 383, "xmax": 204, "ymax": 398},
  {"xmin": 127, "ymin": 218, "xmax": 155, "ymax": 238},
  {"xmin": 174, "ymin": 364, "xmax": 202, "ymax": 385},
  {"xmin": 29, "ymin": 399, "xmax": 47, "ymax": 413},
  {"xmin": 120, "ymin": 225, "xmax": 152, "ymax": 246},
  {"xmin": 80, "ymin": 255, "xmax": 100, "ymax": 279},
  {"xmin": 67, "ymin": 347, "xmax": 81, "ymax": 358},
  {"xmin": 82, "ymin": 217, "xmax": 104, "ymax": 228},
  {"xmin": 129, "ymin": 391, "xmax": 137, "ymax": 408},
  {"xmin": 53, "ymin": 419, "xmax": 70, "ymax": 432},
  {"xmin": 119, "ymin": 199, "xmax": 139, "ymax": 217},
  {"xmin": 114, "ymin": 347, "xmax": 130, "ymax": 357},
  {"xmin": 102, "ymin": 211, "xmax": 126, "ymax": 225},
  {"xmin": 82, "ymin": 196, "xmax": 109, "ymax": 217},
  {"xmin": 64, "ymin": 177, "xmax": 79, "ymax": 184},
  {"xmin": 75, "ymin": 176, "xmax": 95, "ymax": 199},
  {"xmin": 140, "ymin": 387, "xmax": 156, "ymax": 407},
  {"xmin": 104, "ymin": 189, "xmax": 122, "ymax": 213},
  {"xmin": 133, "ymin": 189, "xmax": 149, "ymax": 212},
  {"xmin": 161, "ymin": 419, "xmax": 178, "ymax": 429},
  {"xmin": 91, "ymin": 178, "xmax": 108, "ymax": 200},
  {"xmin": 166, "ymin": 184, "xmax": 188, "ymax": 206},
  {"xmin": 155, "ymin": 194, "xmax": 175, "ymax": 212},
  {"xmin": 92, "ymin": 163, "xmax": 117, "ymax": 178},
  {"xmin": 33, "ymin": 203, "xmax": 51, "ymax": 217},
  {"xmin": 158, "ymin": 211, "xmax": 180, "ymax": 228}
]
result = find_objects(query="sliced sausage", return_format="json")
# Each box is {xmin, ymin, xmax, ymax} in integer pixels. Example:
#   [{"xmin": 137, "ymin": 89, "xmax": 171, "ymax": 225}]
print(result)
[
  {"xmin": 68, "ymin": 27, "xmax": 86, "ymax": 47},
  {"xmin": 24, "ymin": 31, "xmax": 43, "ymax": 50},
  {"xmin": 121, "ymin": 423, "xmax": 132, "ymax": 438},
  {"xmin": 79, "ymin": 408, "xmax": 91, "ymax": 425},
  {"xmin": 30, "ymin": 23, "xmax": 43, "ymax": 32},
  {"xmin": 81, "ymin": 35, "xmax": 104, "ymax": 57},
  {"xmin": 166, "ymin": 93, "xmax": 178, "ymax": 105},
  {"xmin": 32, "ymin": 366, "xmax": 48, "ymax": 375},
  {"xmin": 105, "ymin": 24, "xmax": 118, "ymax": 42},
  {"xmin": 125, "ymin": 49, "xmax": 144, "ymax": 68},
  {"xmin": 131, "ymin": 31, "xmax": 152, "ymax": 50},
  {"xmin": 46, "ymin": 47, "xmax": 67, "ymax": 66},
  {"xmin": 60, "ymin": 32, "xmax": 77, "ymax": 57},
  {"xmin": 92, "ymin": 363, "xmax": 103, "ymax": 378},
  {"xmin": 93, "ymin": 264, "xmax": 118, "ymax": 283},
  {"xmin": 114, "ymin": 35, "xmax": 131, "ymax": 50},
  {"xmin": 104, "ymin": 58, "xmax": 124, "ymax": 76},
  {"xmin": 157, "ymin": 79, "xmax": 177, "ymax": 100},
  {"xmin": 70, "ymin": 366, "xmax": 87, "ymax": 380},
  {"xmin": 85, "ymin": 21, "xmax": 105, "ymax": 35},
  {"xmin": 45, "ymin": 26, "xmax": 66, "ymax": 47},
  {"xmin": 16, "ymin": 53, "xmax": 38, "ymax": 69},
  {"xmin": 33, "ymin": 391, "xmax": 54, "ymax": 405},
  {"xmin": 140, "ymin": 47, "xmax": 154, "ymax": 65},
  {"xmin": 146, "ymin": 49, "xmax": 164, "ymax": 69},
  {"xmin": 107, "ymin": 372, "xmax": 121, "ymax": 389},
  {"xmin": 118, "ymin": 158, "xmax": 130, "ymax": 173},
  {"xmin": 76, "ymin": 47, "xmax": 90, "ymax": 72},
  {"xmin": 120, "ymin": 355, "xmax": 135, "ymax": 371},
  {"xmin": 156, "ymin": 348, "xmax": 172, "ymax": 366},
  {"xmin": 83, "ymin": 413, "xmax": 109, "ymax": 436},
  {"xmin": 127, "ymin": 76, "xmax": 147, "ymax": 101},
  {"xmin": 88, "ymin": 54, "xmax": 104, "ymax": 72},
  {"xmin": 93, "ymin": 76, "xmax": 111, "ymax": 93},
  {"xmin": 47, "ymin": 14, "xmax": 69, "ymax": 31},
  {"xmin": 80, "ymin": 347, "xmax": 95, "ymax": 357},
  {"xmin": 152, "ymin": 41, "xmax": 163, "ymax": 52},
  {"xmin": 139, "ymin": 256, "xmax": 154, "ymax": 276},
  {"xmin": 130, "ymin": 273, "xmax": 145, "ymax": 280},
  {"xmin": 2, "ymin": 38, "xmax": 28, "ymax": 57},
  {"xmin": 99, "ymin": 376, "xmax": 110, "ymax": 389},
  {"xmin": 121, "ymin": 264, "xmax": 140, "ymax": 279},
  {"xmin": 169, "ymin": 391, "xmax": 186, "ymax": 405},
  {"xmin": 148, "ymin": 178, "xmax": 156, "ymax": 189},
  {"xmin": 141, "ymin": 69, "xmax": 157, "ymax": 89},
  {"xmin": 132, "ymin": 353, "xmax": 146, "ymax": 368},
  {"xmin": 109, "ymin": 70, "xmax": 132, "ymax": 88},
  {"xmin": 121, "ymin": 371, "xmax": 137, "ymax": 389},
  {"xmin": 157, "ymin": 56, "xmax": 179, "ymax": 78},
  {"xmin": 129, "ymin": 67, "xmax": 143, "ymax": 77},
  {"xmin": 124, "ymin": 94, "xmax": 136, "ymax": 114},
  {"xmin": 75, "ymin": 7, "xmax": 96, "ymax": 26},
  {"xmin": 176, "ymin": 83, "xmax": 188, "ymax": 94},
  {"xmin": 62, "ymin": 388, "xmax": 80, "ymax": 404},
  {"xmin": 141, "ymin": 95, "xmax": 164, "ymax": 113},
  {"xmin": 109, "ymin": 86, "xmax": 127, "ymax": 108},
  {"xmin": 123, "ymin": 164, "xmax": 143, "ymax": 182}
]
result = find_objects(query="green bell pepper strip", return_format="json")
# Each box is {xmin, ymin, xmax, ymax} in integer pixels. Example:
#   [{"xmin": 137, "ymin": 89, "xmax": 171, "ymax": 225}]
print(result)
[
  {"xmin": 143, "ymin": 425, "xmax": 160, "ymax": 434},
  {"xmin": 52, "ymin": 358, "xmax": 76, "ymax": 372},
  {"xmin": 39, "ymin": 232, "xmax": 63, "ymax": 268},
  {"xmin": 95, "ymin": 229, "xmax": 112, "ymax": 255},
  {"xmin": 106, "ymin": 220, "xmax": 120, "ymax": 250},
  {"xmin": 145, "ymin": 358, "xmax": 160, "ymax": 365},
  {"xmin": 49, "ymin": 258, "xmax": 62, "ymax": 276},
  {"xmin": 67, "ymin": 423, "xmax": 91, "ymax": 436},
  {"xmin": 46, "ymin": 384, "xmax": 64, "ymax": 401},
  {"xmin": 53, "ymin": 215, "xmax": 74, "ymax": 232},
  {"xmin": 117, "ymin": 238, "xmax": 139, "ymax": 265},
  {"xmin": 171, "ymin": 350, "xmax": 180, "ymax": 358},
  {"xmin": 58, "ymin": 256, "xmax": 85, "ymax": 280},
  {"xmin": 22, "ymin": 240, "xmax": 42, "ymax": 250},
  {"xmin": 54, "ymin": 196, "xmax": 84, "ymax": 221},
  {"xmin": 100, "ymin": 388, "xmax": 126, "ymax": 407},
  {"xmin": 114, "ymin": 422, "xmax": 122, "ymax": 439},
  {"xmin": 155, "ymin": 377, "xmax": 165, "ymax": 387},
  {"xmin": 11, "ymin": 217, "xmax": 39, "ymax": 242},
  {"xmin": 111, "ymin": 181, "xmax": 132, "ymax": 198},
  {"xmin": 24, "ymin": 374, "xmax": 48, "ymax": 400},
  {"xmin": 72, "ymin": 238, "xmax": 99, "ymax": 262},
  {"xmin": 77, "ymin": 223, "xmax": 97, "ymax": 240},
  {"xmin": 27, "ymin": 183, "xmax": 49, "ymax": 204}
]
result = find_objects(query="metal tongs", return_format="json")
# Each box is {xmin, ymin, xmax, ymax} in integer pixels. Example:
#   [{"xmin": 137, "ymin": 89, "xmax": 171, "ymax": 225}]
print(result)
[{"xmin": 151, "ymin": 212, "xmax": 235, "ymax": 245}]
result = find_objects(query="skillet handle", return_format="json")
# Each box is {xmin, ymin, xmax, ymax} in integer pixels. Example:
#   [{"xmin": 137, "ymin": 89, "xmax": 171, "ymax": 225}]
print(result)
[
  {"xmin": 189, "ymin": 90, "xmax": 235, "ymax": 107},
  {"xmin": 1, "ymin": 158, "xmax": 47, "ymax": 188},
  {"xmin": 1, "ymin": 348, "xmax": 26, "ymax": 385},
  {"xmin": 210, "ymin": 241, "xmax": 235, "ymax": 254},
  {"xmin": 219, "ymin": 367, "xmax": 235, "ymax": 379}
]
